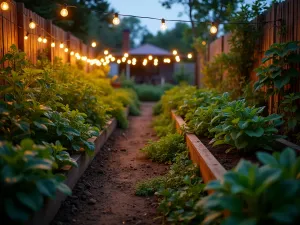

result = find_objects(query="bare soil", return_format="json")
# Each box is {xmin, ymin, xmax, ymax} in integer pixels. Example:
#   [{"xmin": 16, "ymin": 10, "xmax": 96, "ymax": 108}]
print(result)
[{"xmin": 51, "ymin": 103, "xmax": 168, "ymax": 225}]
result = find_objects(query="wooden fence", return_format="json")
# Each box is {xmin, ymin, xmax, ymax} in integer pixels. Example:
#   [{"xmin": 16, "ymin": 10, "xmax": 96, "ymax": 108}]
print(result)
[
  {"xmin": 206, "ymin": 0, "xmax": 300, "ymax": 114},
  {"xmin": 0, "ymin": 0, "xmax": 96, "ymax": 72}
]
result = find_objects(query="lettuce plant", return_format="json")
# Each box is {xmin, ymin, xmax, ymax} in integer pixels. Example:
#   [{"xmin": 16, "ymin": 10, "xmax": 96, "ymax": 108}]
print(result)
[{"xmin": 197, "ymin": 148, "xmax": 300, "ymax": 225}]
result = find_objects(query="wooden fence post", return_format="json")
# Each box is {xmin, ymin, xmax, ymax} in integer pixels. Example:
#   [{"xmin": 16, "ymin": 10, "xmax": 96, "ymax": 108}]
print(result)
[
  {"xmin": 16, "ymin": 3, "xmax": 25, "ymax": 51},
  {"xmin": 46, "ymin": 20, "xmax": 53, "ymax": 63}
]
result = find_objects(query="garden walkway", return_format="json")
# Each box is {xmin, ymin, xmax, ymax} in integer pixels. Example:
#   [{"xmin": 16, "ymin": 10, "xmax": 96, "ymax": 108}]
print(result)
[{"xmin": 52, "ymin": 103, "xmax": 168, "ymax": 225}]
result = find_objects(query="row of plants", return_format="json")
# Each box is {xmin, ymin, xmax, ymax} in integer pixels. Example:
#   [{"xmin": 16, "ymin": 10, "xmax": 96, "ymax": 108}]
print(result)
[
  {"xmin": 135, "ymin": 101, "xmax": 300, "ymax": 225},
  {"xmin": 0, "ymin": 45, "xmax": 140, "ymax": 223}
]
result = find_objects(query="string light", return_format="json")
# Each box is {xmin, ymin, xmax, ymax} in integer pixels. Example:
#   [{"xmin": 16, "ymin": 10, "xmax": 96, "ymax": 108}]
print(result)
[
  {"xmin": 161, "ymin": 18, "xmax": 167, "ymax": 31},
  {"xmin": 148, "ymin": 55, "xmax": 153, "ymax": 60},
  {"xmin": 117, "ymin": 59, "xmax": 121, "ymax": 64},
  {"xmin": 111, "ymin": 57, "xmax": 115, "ymax": 62},
  {"xmin": 173, "ymin": 50, "xmax": 178, "ymax": 55},
  {"xmin": 1, "ymin": 1, "xmax": 9, "ymax": 11},
  {"xmin": 64, "ymin": 48, "xmax": 69, "ymax": 53},
  {"xmin": 60, "ymin": 43, "xmax": 64, "ymax": 48},
  {"xmin": 210, "ymin": 22, "xmax": 218, "ymax": 34},
  {"xmin": 202, "ymin": 41, "xmax": 206, "ymax": 46},
  {"xmin": 38, "ymin": 36, "xmax": 43, "ymax": 43},
  {"xmin": 75, "ymin": 53, "xmax": 80, "ymax": 57},
  {"xmin": 60, "ymin": 5, "xmax": 68, "ymax": 17},
  {"xmin": 51, "ymin": 42, "xmax": 55, "ymax": 47},
  {"xmin": 24, "ymin": 32, "xmax": 29, "ymax": 40},
  {"xmin": 70, "ymin": 51, "xmax": 75, "ymax": 55},
  {"xmin": 132, "ymin": 58, "xmax": 137, "ymax": 63},
  {"xmin": 43, "ymin": 37, "xmax": 47, "ymax": 43},
  {"xmin": 124, "ymin": 53, "xmax": 129, "ymax": 58},
  {"xmin": 101, "ymin": 58, "xmax": 105, "ymax": 62},
  {"xmin": 113, "ymin": 13, "xmax": 120, "ymax": 25},
  {"xmin": 127, "ymin": 60, "xmax": 132, "ymax": 65},
  {"xmin": 29, "ymin": 19, "xmax": 36, "ymax": 29},
  {"xmin": 175, "ymin": 55, "xmax": 180, "ymax": 62},
  {"xmin": 81, "ymin": 56, "xmax": 87, "ymax": 61},
  {"xmin": 132, "ymin": 61, "xmax": 136, "ymax": 65},
  {"xmin": 122, "ymin": 57, "xmax": 126, "ymax": 62},
  {"xmin": 91, "ymin": 42, "xmax": 97, "ymax": 48},
  {"xmin": 154, "ymin": 61, "xmax": 158, "ymax": 66},
  {"xmin": 104, "ymin": 50, "xmax": 109, "ymax": 55},
  {"xmin": 164, "ymin": 58, "xmax": 171, "ymax": 63},
  {"xmin": 187, "ymin": 53, "xmax": 193, "ymax": 59}
]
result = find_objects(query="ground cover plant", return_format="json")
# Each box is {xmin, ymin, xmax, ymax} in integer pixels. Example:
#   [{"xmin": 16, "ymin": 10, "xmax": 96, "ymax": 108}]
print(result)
[{"xmin": 0, "ymin": 45, "xmax": 140, "ymax": 223}]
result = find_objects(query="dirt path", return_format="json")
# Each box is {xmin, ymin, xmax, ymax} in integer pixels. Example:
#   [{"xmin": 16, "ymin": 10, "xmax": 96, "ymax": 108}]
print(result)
[{"xmin": 52, "ymin": 103, "xmax": 168, "ymax": 225}]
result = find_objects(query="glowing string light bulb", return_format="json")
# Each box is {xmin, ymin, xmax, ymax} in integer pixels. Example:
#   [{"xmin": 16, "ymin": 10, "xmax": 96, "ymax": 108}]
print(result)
[
  {"xmin": 64, "ymin": 48, "xmax": 69, "ymax": 53},
  {"xmin": 51, "ymin": 42, "xmax": 55, "ymax": 47},
  {"xmin": 70, "ymin": 51, "xmax": 75, "ymax": 56},
  {"xmin": 29, "ymin": 18, "xmax": 36, "ymax": 29},
  {"xmin": 104, "ymin": 50, "xmax": 109, "ymax": 55},
  {"xmin": 173, "ymin": 50, "xmax": 178, "ymax": 55},
  {"xmin": 187, "ymin": 53, "xmax": 193, "ymax": 59},
  {"xmin": 43, "ymin": 37, "xmax": 47, "ymax": 43},
  {"xmin": 202, "ymin": 41, "xmax": 206, "ymax": 46},
  {"xmin": 148, "ymin": 55, "xmax": 153, "ymax": 60},
  {"xmin": 160, "ymin": 18, "xmax": 167, "ymax": 31},
  {"xmin": 127, "ymin": 60, "xmax": 132, "ymax": 65},
  {"xmin": 117, "ymin": 59, "xmax": 121, "ymax": 64},
  {"xmin": 24, "ymin": 32, "xmax": 29, "ymax": 40},
  {"xmin": 210, "ymin": 22, "xmax": 218, "ymax": 35},
  {"xmin": 60, "ymin": 43, "xmax": 64, "ymax": 49},
  {"xmin": 113, "ymin": 13, "xmax": 120, "ymax": 25},
  {"xmin": 91, "ymin": 42, "xmax": 97, "ymax": 48},
  {"xmin": 124, "ymin": 53, "xmax": 129, "ymax": 58},
  {"xmin": 175, "ymin": 55, "xmax": 180, "ymax": 62},
  {"xmin": 122, "ymin": 57, "xmax": 126, "ymax": 62},
  {"xmin": 60, "ymin": 5, "xmax": 68, "ymax": 17},
  {"xmin": 38, "ymin": 36, "xmax": 43, "ymax": 43},
  {"xmin": 1, "ymin": 1, "xmax": 9, "ymax": 11}
]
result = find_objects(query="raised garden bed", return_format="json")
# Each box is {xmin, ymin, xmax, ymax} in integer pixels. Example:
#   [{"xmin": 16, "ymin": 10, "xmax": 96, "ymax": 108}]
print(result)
[
  {"xmin": 28, "ymin": 108, "xmax": 129, "ymax": 225},
  {"xmin": 171, "ymin": 110, "xmax": 300, "ymax": 183}
]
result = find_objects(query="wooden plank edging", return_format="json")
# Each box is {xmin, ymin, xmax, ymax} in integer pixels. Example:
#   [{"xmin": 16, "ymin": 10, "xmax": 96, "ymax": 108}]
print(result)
[
  {"xmin": 171, "ymin": 110, "xmax": 226, "ymax": 183},
  {"xmin": 29, "ymin": 107, "xmax": 128, "ymax": 225}
]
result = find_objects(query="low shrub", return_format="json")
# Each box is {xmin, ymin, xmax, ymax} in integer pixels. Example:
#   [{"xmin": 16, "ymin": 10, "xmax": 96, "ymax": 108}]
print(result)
[
  {"xmin": 141, "ymin": 133, "xmax": 186, "ymax": 163},
  {"xmin": 153, "ymin": 113, "xmax": 175, "ymax": 137},
  {"xmin": 153, "ymin": 101, "xmax": 163, "ymax": 116}
]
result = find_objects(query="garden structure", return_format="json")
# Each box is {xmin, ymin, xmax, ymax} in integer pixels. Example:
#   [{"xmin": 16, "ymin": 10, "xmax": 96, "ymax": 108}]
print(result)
[{"xmin": 1, "ymin": 0, "xmax": 300, "ymax": 225}]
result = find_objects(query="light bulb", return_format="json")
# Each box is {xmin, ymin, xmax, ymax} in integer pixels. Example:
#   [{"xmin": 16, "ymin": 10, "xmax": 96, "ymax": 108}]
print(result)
[
  {"xmin": 43, "ymin": 38, "xmax": 47, "ymax": 43},
  {"xmin": 81, "ymin": 56, "xmax": 87, "ymax": 61},
  {"xmin": 210, "ymin": 23, "xmax": 218, "ymax": 34},
  {"xmin": 148, "ymin": 55, "xmax": 153, "ymax": 60},
  {"xmin": 24, "ymin": 32, "xmax": 29, "ymax": 40},
  {"xmin": 173, "ymin": 50, "xmax": 177, "ymax": 55},
  {"xmin": 60, "ymin": 7, "xmax": 68, "ymax": 17},
  {"xmin": 124, "ymin": 53, "xmax": 129, "ymax": 58},
  {"xmin": 127, "ymin": 60, "xmax": 131, "ymax": 65},
  {"xmin": 154, "ymin": 62, "xmax": 158, "ymax": 66},
  {"xmin": 1, "ymin": 1, "xmax": 9, "ymax": 11},
  {"xmin": 91, "ymin": 42, "xmax": 97, "ymax": 48},
  {"xmin": 187, "ymin": 53, "xmax": 193, "ymax": 59},
  {"xmin": 132, "ymin": 62, "xmax": 136, "ymax": 66},
  {"xmin": 38, "ymin": 36, "xmax": 43, "ymax": 43},
  {"xmin": 113, "ymin": 13, "xmax": 120, "ymax": 25},
  {"xmin": 175, "ymin": 56, "xmax": 180, "ymax": 62},
  {"xmin": 60, "ymin": 43, "xmax": 64, "ymax": 48},
  {"xmin": 51, "ymin": 42, "xmax": 55, "ymax": 47},
  {"xmin": 122, "ymin": 57, "xmax": 126, "ymax": 62},
  {"xmin": 75, "ymin": 53, "xmax": 79, "ymax": 57},
  {"xmin": 104, "ymin": 50, "xmax": 109, "ymax": 55},
  {"xmin": 70, "ymin": 51, "xmax": 74, "ymax": 55},
  {"xmin": 161, "ymin": 18, "xmax": 167, "ymax": 31},
  {"xmin": 29, "ymin": 19, "xmax": 36, "ymax": 29},
  {"xmin": 64, "ymin": 48, "xmax": 69, "ymax": 53},
  {"xmin": 132, "ymin": 58, "xmax": 136, "ymax": 62},
  {"xmin": 117, "ymin": 59, "xmax": 121, "ymax": 64},
  {"xmin": 202, "ymin": 41, "xmax": 206, "ymax": 46},
  {"xmin": 111, "ymin": 57, "xmax": 115, "ymax": 62}
]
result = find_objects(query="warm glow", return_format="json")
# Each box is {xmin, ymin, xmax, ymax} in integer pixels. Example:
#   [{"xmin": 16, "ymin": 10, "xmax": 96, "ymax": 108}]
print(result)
[
  {"xmin": 64, "ymin": 48, "xmax": 69, "ymax": 53},
  {"xmin": 161, "ymin": 18, "xmax": 167, "ymax": 31},
  {"xmin": 164, "ymin": 58, "xmax": 171, "ymax": 63},
  {"xmin": 112, "ymin": 13, "xmax": 120, "ymax": 25},
  {"xmin": 24, "ymin": 33, "xmax": 29, "ymax": 40},
  {"xmin": 148, "ymin": 55, "xmax": 153, "ymax": 60},
  {"xmin": 75, "ymin": 53, "xmax": 80, "ymax": 57},
  {"xmin": 127, "ymin": 60, "xmax": 132, "ymax": 65},
  {"xmin": 60, "ymin": 43, "xmax": 64, "ymax": 48},
  {"xmin": 101, "ymin": 58, "xmax": 105, "ymax": 62},
  {"xmin": 108, "ymin": 54, "xmax": 112, "ymax": 59},
  {"xmin": 104, "ymin": 50, "xmax": 109, "ymax": 55},
  {"xmin": 187, "ymin": 53, "xmax": 193, "ymax": 59},
  {"xmin": 76, "ymin": 55, "xmax": 81, "ymax": 60},
  {"xmin": 81, "ymin": 56, "xmax": 87, "ymax": 61},
  {"xmin": 29, "ymin": 19, "xmax": 36, "ymax": 29},
  {"xmin": 1, "ymin": 1, "xmax": 9, "ymax": 11},
  {"xmin": 122, "ymin": 57, "xmax": 126, "ymax": 62},
  {"xmin": 202, "ymin": 41, "xmax": 206, "ymax": 46},
  {"xmin": 38, "ymin": 36, "xmax": 43, "ymax": 43},
  {"xmin": 124, "ymin": 53, "xmax": 129, "ymax": 58},
  {"xmin": 43, "ymin": 38, "xmax": 47, "ymax": 43},
  {"xmin": 60, "ymin": 8, "xmax": 68, "ymax": 17},
  {"xmin": 70, "ymin": 51, "xmax": 75, "ymax": 55},
  {"xmin": 210, "ymin": 24, "xmax": 218, "ymax": 34},
  {"xmin": 51, "ymin": 42, "xmax": 55, "ymax": 47},
  {"xmin": 154, "ymin": 62, "xmax": 158, "ymax": 66},
  {"xmin": 132, "ymin": 61, "xmax": 136, "ymax": 65},
  {"xmin": 91, "ymin": 42, "xmax": 97, "ymax": 48},
  {"xmin": 173, "ymin": 50, "xmax": 178, "ymax": 55},
  {"xmin": 175, "ymin": 56, "xmax": 180, "ymax": 62},
  {"xmin": 117, "ymin": 59, "xmax": 121, "ymax": 64},
  {"xmin": 132, "ymin": 58, "xmax": 137, "ymax": 62},
  {"xmin": 111, "ymin": 57, "xmax": 115, "ymax": 62},
  {"xmin": 96, "ymin": 61, "xmax": 101, "ymax": 66},
  {"xmin": 103, "ymin": 62, "xmax": 107, "ymax": 66}
]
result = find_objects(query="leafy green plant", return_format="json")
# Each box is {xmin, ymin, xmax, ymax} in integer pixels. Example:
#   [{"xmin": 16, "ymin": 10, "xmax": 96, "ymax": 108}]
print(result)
[
  {"xmin": 197, "ymin": 148, "xmax": 300, "ymax": 225},
  {"xmin": 254, "ymin": 41, "xmax": 300, "ymax": 95},
  {"xmin": 153, "ymin": 113, "xmax": 175, "ymax": 137},
  {"xmin": 141, "ymin": 133, "xmax": 186, "ymax": 163},
  {"xmin": 280, "ymin": 93, "xmax": 300, "ymax": 132},
  {"xmin": 0, "ymin": 139, "xmax": 71, "ymax": 223},
  {"xmin": 210, "ymin": 99, "xmax": 284, "ymax": 152},
  {"xmin": 153, "ymin": 101, "xmax": 163, "ymax": 116}
]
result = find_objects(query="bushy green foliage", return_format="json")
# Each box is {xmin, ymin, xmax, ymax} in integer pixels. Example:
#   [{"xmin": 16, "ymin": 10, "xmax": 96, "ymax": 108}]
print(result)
[
  {"xmin": 0, "ymin": 139, "xmax": 71, "ymax": 223},
  {"xmin": 153, "ymin": 101, "xmax": 163, "ymax": 116},
  {"xmin": 198, "ymin": 148, "xmax": 300, "ymax": 225},
  {"xmin": 134, "ymin": 84, "xmax": 173, "ymax": 102},
  {"xmin": 141, "ymin": 133, "xmax": 186, "ymax": 163},
  {"xmin": 153, "ymin": 113, "xmax": 175, "ymax": 137}
]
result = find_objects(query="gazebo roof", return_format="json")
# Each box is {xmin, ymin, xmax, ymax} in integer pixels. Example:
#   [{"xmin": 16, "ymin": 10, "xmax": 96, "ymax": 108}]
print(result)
[{"xmin": 122, "ymin": 43, "xmax": 172, "ymax": 56}]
